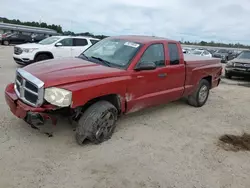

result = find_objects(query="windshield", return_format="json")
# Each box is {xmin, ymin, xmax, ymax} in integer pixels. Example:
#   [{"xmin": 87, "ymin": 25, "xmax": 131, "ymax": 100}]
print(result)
[
  {"xmin": 82, "ymin": 38, "xmax": 142, "ymax": 68},
  {"xmin": 237, "ymin": 51, "xmax": 250, "ymax": 59},
  {"xmin": 38, "ymin": 36, "xmax": 60, "ymax": 45},
  {"xmin": 193, "ymin": 51, "xmax": 202, "ymax": 55},
  {"xmin": 217, "ymin": 49, "xmax": 228, "ymax": 53}
]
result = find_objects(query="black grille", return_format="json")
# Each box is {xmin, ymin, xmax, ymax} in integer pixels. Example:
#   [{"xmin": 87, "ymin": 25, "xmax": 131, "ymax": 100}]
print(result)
[
  {"xmin": 16, "ymin": 83, "xmax": 20, "ymax": 93},
  {"xmin": 234, "ymin": 63, "xmax": 250, "ymax": 68},
  {"xmin": 15, "ymin": 73, "xmax": 40, "ymax": 106},
  {"xmin": 25, "ymin": 81, "xmax": 38, "ymax": 93},
  {"xmin": 16, "ymin": 74, "xmax": 23, "ymax": 84},
  {"xmin": 24, "ymin": 91, "xmax": 38, "ymax": 104},
  {"xmin": 14, "ymin": 47, "xmax": 23, "ymax": 55}
]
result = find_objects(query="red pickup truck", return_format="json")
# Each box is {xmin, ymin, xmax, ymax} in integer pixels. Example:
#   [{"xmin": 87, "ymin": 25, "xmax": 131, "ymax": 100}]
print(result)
[{"xmin": 5, "ymin": 35, "xmax": 222, "ymax": 145}]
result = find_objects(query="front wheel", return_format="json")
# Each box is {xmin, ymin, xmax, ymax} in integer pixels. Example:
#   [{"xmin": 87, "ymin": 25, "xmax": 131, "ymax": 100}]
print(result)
[
  {"xmin": 34, "ymin": 54, "xmax": 50, "ymax": 62},
  {"xmin": 3, "ymin": 40, "xmax": 9, "ymax": 45},
  {"xmin": 75, "ymin": 101, "xmax": 118, "ymax": 145},
  {"xmin": 187, "ymin": 79, "xmax": 210, "ymax": 107}
]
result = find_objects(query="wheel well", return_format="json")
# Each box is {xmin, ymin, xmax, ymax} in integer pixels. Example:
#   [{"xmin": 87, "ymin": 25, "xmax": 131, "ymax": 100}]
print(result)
[
  {"xmin": 79, "ymin": 94, "xmax": 122, "ymax": 114},
  {"xmin": 202, "ymin": 76, "xmax": 212, "ymax": 88},
  {"xmin": 35, "ymin": 52, "xmax": 54, "ymax": 60}
]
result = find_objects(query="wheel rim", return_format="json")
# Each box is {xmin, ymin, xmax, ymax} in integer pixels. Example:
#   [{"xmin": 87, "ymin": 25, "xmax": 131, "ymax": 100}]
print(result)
[
  {"xmin": 198, "ymin": 85, "xmax": 208, "ymax": 103},
  {"xmin": 95, "ymin": 111, "xmax": 115, "ymax": 141}
]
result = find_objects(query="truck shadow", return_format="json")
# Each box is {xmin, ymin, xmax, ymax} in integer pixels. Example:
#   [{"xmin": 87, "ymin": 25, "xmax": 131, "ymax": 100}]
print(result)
[{"xmin": 17, "ymin": 99, "xmax": 189, "ymax": 141}]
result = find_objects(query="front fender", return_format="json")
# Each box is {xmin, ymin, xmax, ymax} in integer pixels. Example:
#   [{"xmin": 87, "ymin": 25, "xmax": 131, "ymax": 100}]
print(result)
[{"xmin": 60, "ymin": 76, "xmax": 130, "ymax": 111}]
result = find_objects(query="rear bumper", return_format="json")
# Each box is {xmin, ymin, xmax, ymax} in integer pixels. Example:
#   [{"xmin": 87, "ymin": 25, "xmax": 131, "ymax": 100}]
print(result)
[{"xmin": 5, "ymin": 83, "xmax": 57, "ymax": 125}]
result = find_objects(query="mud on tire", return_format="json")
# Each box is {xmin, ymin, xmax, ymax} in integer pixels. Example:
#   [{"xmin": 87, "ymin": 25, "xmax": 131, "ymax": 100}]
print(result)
[
  {"xmin": 187, "ymin": 79, "xmax": 210, "ymax": 107},
  {"xmin": 75, "ymin": 100, "xmax": 118, "ymax": 145}
]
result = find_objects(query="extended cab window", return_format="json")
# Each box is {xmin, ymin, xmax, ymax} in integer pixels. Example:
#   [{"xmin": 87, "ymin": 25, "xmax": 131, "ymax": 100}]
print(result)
[
  {"xmin": 74, "ymin": 38, "xmax": 88, "ymax": 46},
  {"xmin": 168, "ymin": 43, "xmax": 180, "ymax": 65},
  {"xmin": 139, "ymin": 44, "xmax": 165, "ymax": 67},
  {"xmin": 59, "ymin": 38, "xmax": 73, "ymax": 46}
]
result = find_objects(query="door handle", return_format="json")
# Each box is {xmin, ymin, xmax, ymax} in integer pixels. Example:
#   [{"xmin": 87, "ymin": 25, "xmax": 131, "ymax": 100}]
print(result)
[{"xmin": 158, "ymin": 73, "xmax": 167, "ymax": 78}]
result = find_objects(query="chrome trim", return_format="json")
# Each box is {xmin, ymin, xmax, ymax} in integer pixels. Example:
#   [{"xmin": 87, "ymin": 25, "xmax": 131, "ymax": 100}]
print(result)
[
  {"xmin": 15, "ymin": 68, "xmax": 45, "ymax": 107},
  {"xmin": 17, "ymin": 68, "xmax": 44, "ymax": 88}
]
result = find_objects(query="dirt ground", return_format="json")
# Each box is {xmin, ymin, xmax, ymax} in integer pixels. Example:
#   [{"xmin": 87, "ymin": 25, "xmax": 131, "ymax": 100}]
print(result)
[{"xmin": 0, "ymin": 46, "xmax": 250, "ymax": 188}]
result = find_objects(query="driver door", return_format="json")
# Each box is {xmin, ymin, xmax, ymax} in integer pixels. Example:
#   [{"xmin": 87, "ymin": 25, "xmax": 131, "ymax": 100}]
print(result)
[
  {"xmin": 52, "ymin": 38, "xmax": 73, "ymax": 58},
  {"xmin": 126, "ymin": 43, "xmax": 169, "ymax": 112}
]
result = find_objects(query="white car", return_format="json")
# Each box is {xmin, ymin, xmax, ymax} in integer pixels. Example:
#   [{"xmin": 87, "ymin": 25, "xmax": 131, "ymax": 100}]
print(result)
[
  {"xmin": 191, "ymin": 50, "xmax": 212, "ymax": 58},
  {"xmin": 13, "ymin": 36, "xmax": 100, "ymax": 65}
]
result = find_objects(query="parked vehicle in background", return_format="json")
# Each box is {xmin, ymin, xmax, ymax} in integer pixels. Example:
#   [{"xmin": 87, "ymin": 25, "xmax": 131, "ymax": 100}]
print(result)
[
  {"xmin": 1, "ymin": 33, "xmax": 32, "ymax": 45},
  {"xmin": 5, "ymin": 35, "xmax": 222, "ymax": 145},
  {"xmin": 13, "ymin": 36, "xmax": 100, "ymax": 65},
  {"xmin": 31, "ymin": 34, "xmax": 48, "ymax": 43},
  {"xmin": 212, "ymin": 49, "xmax": 235, "ymax": 63},
  {"xmin": 191, "ymin": 50, "xmax": 212, "ymax": 58},
  {"xmin": 225, "ymin": 50, "xmax": 250, "ymax": 79},
  {"xmin": 182, "ymin": 49, "xmax": 188, "ymax": 53},
  {"xmin": 206, "ymin": 49, "xmax": 216, "ymax": 55}
]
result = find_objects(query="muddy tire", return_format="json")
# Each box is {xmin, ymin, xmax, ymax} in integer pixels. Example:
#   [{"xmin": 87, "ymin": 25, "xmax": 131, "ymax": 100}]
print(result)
[
  {"xmin": 75, "ymin": 101, "xmax": 118, "ymax": 145},
  {"xmin": 225, "ymin": 71, "xmax": 232, "ymax": 79},
  {"xmin": 187, "ymin": 79, "xmax": 210, "ymax": 107},
  {"xmin": 35, "ymin": 54, "xmax": 50, "ymax": 62}
]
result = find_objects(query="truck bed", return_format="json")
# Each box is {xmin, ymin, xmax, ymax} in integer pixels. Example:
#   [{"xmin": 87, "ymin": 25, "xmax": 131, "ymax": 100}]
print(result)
[
  {"xmin": 184, "ymin": 54, "xmax": 221, "ymax": 65},
  {"xmin": 183, "ymin": 54, "xmax": 222, "ymax": 96}
]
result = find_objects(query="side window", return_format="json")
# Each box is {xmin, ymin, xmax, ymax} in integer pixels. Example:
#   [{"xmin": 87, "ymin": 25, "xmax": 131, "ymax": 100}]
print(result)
[
  {"xmin": 168, "ymin": 43, "xmax": 180, "ymax": 65},
  {"xmin": 90, "ymin": 39, "xmax": 99, "ymax": 45},
  {"xmin": 74, "ymin": 38, "xmax": 88, "ymax": 46},
  {"xmin": 139, "ymin": 44, "xmax": 165, "ymax": 67},
  {"xmin": 59, "ymin": 38, "xmax": 73, "ymax": 46}
]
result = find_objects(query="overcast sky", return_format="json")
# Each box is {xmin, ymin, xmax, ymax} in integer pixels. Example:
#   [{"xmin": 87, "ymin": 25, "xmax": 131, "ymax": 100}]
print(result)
[{"xmin": 1, "ymin": 0, "xmax": 250, "ymax": 44}]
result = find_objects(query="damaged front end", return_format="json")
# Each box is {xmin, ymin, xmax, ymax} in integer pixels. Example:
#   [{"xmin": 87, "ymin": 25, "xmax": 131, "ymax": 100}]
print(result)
[{"xmin": 5, "ymin": 83, "xmax": 59, "ymax": 129}]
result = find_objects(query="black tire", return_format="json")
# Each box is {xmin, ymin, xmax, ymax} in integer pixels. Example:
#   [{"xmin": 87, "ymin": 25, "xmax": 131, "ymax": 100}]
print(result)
[
  {"xmin": 75, "ymin": 101, "xmax": 118, "ymax": 145},
  {"xmin": 187, "ymin": 79, "xmax": 210, "ymax": 107},
  {"xmin": 3, "ymin": 40, "xmax": 9, "ymax": 45},
  {"xmin": 34, "ymin": 54, "xmax": 50, "ymax": 62},
  {"xmin": 225, "ymin": 72, "xmax": 232, "ymax": 79}
]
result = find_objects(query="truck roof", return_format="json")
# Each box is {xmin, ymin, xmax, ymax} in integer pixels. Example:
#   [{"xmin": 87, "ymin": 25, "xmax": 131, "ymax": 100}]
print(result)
[{"xmin": 110, "ymin": 35, "xmax": 178, "ymax": 44}]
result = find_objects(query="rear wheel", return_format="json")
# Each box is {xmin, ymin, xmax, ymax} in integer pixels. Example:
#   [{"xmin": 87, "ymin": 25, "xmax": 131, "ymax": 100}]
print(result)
[
  {"xmin": 75, "ymin": 101, "xmax": 118, "ymax": 145},
  {"xmin": 34, "ymin": 54, "xmax": 50, "ymax": 62},
  {"xmin": 187, "ymin": 79, "xmax": 210, "ymax": 107}
]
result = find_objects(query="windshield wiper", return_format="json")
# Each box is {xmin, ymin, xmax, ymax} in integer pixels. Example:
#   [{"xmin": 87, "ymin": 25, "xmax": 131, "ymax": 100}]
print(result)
[{"xmin": 91, "ymin": 56, "xmax": 112, "ymax": 67}]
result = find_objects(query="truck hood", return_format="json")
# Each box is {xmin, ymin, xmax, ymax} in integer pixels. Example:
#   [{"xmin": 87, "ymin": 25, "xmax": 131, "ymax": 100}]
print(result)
[
  {"xmin": 231, "ymin": 58, "xmax": 250, "ymax": 64},
  {"xmin": 23, "ymin": 58, "xmax": 125, "ymax": 87}
]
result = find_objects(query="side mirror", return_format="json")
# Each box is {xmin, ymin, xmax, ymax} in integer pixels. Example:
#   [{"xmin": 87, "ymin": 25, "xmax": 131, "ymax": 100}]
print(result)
[
  {"xmin": 134, "ymin": 62, "xmax": 156, "ymax": 71},
  {"xmin": 55, "ymin": 42, "xmax": 62, "ymax": 47}
]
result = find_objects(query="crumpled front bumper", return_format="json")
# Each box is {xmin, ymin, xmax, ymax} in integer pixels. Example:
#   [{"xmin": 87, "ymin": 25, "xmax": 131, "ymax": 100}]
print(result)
[{"xmin": 5, "ymin": 83, "xmax": 58, "ymax": 126}]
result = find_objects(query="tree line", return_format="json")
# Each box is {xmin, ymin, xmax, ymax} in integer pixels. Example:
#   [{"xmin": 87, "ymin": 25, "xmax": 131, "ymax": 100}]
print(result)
[{"xmin": 1, "ymin": 17, "xmax": 249, "ymax": 47}]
